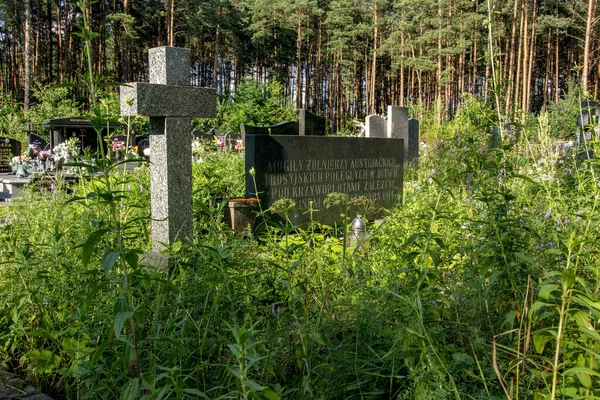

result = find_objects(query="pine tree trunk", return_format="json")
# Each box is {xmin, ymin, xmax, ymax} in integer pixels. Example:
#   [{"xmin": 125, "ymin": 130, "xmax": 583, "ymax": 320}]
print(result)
[
  {"xmin": 296, "ymin": 21, "xmax": 303, "ymax": 108},
  {"xmin": 24, "ymin": 0, "xmax": 31, "ymax": 111},
  {"xmin": 505, "ymin": 0, "xmax": 520, "ymax": 112},
  {"xmin": 582, "ymin": 0, "xmax": 597, "ymax": 92}
]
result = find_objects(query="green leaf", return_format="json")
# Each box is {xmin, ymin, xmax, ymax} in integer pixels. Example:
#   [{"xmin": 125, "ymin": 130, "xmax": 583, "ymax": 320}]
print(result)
[
  {"xmin": 564, "ymin": 367, "xmax": 600, "ymax": 389},
  {"xmin": 244, "ymin": 378, "xmax": 267, "ymax": 392},
  {"xmin": 182, "ymin": 388, "xmax": 210, "ymax": 399},
  {"xmin": 81, "ymin": 229, "xmax": 109, "ymax": 268},
  {"xmin": 533, "ymin": 330, "xmax": 553, "ymax": 354},
  {"xmin": 114, "ymin": 311, "xmax": 135, "ymax": 339},
  {"xmin": 26, "ymin": 350, "xmax": 62, "ymax": 373},
  {"xmin": 102, "ymin": 250, "xmax": 120, "ymax": 274},
  {"xmin": 562, "ymin": 269, "xmax": 575, "ymax": 287},
  {"xmin": 120, "ymin": 377, "xmax": 140, "ymax": 400},
  {"xmin": 262, "ymin": 389, "xmax": 281, "ymax": 400},
  {"xmin": 539, "ymin": 284, "xmax": 559, "ymax": 300},
  {"xmin": 309, "ymin": 331, "xmax": 326, "ymax": 346}
]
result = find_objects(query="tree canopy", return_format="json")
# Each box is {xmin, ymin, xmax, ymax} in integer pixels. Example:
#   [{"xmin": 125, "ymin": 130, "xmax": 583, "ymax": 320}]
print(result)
[{"xmin": 0, "ymin": 0, "xmax": 598, "ymax": 128}]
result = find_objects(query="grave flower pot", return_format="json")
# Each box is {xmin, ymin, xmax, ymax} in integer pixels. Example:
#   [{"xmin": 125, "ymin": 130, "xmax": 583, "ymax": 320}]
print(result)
[{"xmin": 224, "ymin": 197, "xmax": 259, "ymax": 233}]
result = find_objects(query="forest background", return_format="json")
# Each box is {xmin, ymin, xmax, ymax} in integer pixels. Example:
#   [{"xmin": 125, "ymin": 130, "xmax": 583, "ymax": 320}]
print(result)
[{"xmin": 0, "ymin": 0, "xmax": 598, "ymax": 132}]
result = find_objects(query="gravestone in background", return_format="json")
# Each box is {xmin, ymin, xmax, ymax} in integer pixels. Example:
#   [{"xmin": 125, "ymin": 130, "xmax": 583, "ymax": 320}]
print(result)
[
  {"xmin": 120, "ymin": 46, "xmax": 216, "ymax": 252},
  {"xmin": 0, "ymin": 138, "xmax": 21, "ymax": 173},
  {"xmin": 365, "ymin": 115, "xmax": 386, "ymax": 138},
  {"xmin": 241, "ymin": 121, "xmax": 299, "ymax": 136},
  {"xmin": 246, "ymin": 135, "xmax": 404, "ymax": 227},
  {"xmin": 28, "ymin": 134, "xmax": 48, "ymax": 152},
  {"xmin": 408, "ymin": 118, "xmax": 419, "ymax": 163},
  {"xmin": 388, "ymin": 106, "xmax": 409, "ymax": 162},
  {"xmin": 298, "ymin": 109, "xmax": 326, "ymax": 136}
]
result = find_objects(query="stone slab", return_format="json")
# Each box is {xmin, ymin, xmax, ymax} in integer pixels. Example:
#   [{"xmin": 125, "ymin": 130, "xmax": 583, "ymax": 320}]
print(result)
[
  {"xmin": 0, "ymin": 138, "xmax": 21, "ymax": 173},
  {"xmin": 245, "ymin": 135, "xmax": 404, "ymax": 227},
  {"xmin": 298, "ymin": 109, "xmax": 326, "ymax": 136},
  {"xmin": 120, "ymin": 83, "xmax": 216, "ymax": 117},
  {"xmin": 408, "ymin": 118, "xmax": 419, "ymax": 163},
  {"xmin": 365, "ymin": 115, "xmax": 386, "ymax": 138}
]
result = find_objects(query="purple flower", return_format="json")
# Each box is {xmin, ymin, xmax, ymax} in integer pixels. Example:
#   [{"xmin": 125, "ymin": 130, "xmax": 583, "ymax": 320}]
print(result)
[{"xmin": 543, "ymin": 210, "xmax": 552, "ymax": 220}]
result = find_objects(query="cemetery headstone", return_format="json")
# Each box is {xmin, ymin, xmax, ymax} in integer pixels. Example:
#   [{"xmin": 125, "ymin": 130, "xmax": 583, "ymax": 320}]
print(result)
[
  {"xmin": 365, "ymin": 115, "xmax": 386, "ymax": 138},
  {"xmin": 225, "ymin": 132, "xmax": 243, "ymax": 152},
  {"xmin": 0, "ymin": 138, "xmax": 21, "ymax": 173},
  {"xmin": 298, "ymin": 109, "xmax": 326, "ymax": 136},
  {"xmin": 408, "ymin": 118, "xmax": 419, "ymax": 163},
  {"xmin": 245, "ymin": 135, "xmax": 404, "ymax": 227},
  {"xmin": 120, "ymin": 46, "xmax": 216, "ymax": 252},
  {"xmin": 387, "ymin": 106, "xmax": 409, "ymax": 162},
  {"xmin": 28, "ymin": 134, "xmax": 48, "ymax": 152}
]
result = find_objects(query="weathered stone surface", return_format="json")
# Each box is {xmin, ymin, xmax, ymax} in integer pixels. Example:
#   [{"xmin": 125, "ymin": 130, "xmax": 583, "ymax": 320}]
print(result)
[
  {"xmin": 245, "ymin": 135, "xmax": 404, "ymax": 227},
  {"xmin": 120, "ymin": 83, "xmax": 216, "ymax": 117},
  {"xmin": 298, "ymin": 109, "xmax": 326, "ymax": 136},
  {"xmin": 149, "ymin": 46, "xmax": 190, "ymax": 86},
  {"xmin": 408, "ymin": 118, "xmax": 419, "ymax": 163},
  {"xmin": 149, "ymin": 117, "xmax": 194, "ymax": 251},
  {"xmin": 365, "ymin": 115, "xmax": 386, "ymax": 138}
]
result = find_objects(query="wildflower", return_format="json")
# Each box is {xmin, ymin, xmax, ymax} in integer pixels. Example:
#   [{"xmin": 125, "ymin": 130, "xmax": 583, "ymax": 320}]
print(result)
[{"xmin": 543, "ymin": 210, "xmax": 552, "ymax": 220}]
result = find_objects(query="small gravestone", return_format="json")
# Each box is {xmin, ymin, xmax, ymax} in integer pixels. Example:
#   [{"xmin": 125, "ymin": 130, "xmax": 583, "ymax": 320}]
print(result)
[
  {"xmin": 387, "ymin": 106, "xmax": 410, "ymax": 164},
  {"xmin": 365, "ymin": 115, "xmax": 386, "ymax": 138},
  {"xmin": 245, "ymin": 135, "xmax": 404, "ymax": 227},
  {"xmin": 28, "ymin": 134, "xmax": 48, "ymax": 152},
  {"xmin": 225, "ymin": 132, "xmax": 242, "ymax": 152},
  {"xmin": 0, "ymin": 138, "xmax": 21, "ymax": 173},
  {"xmin": 121, "ymin": 46, "xmax": 216, "ymax": 252},
  {"xmin": 408, "ymin": 118, "xmax": 419, "ymax": 163},
  {"xmin": 298, "ymin": 109, "xmax": 326, "ymax": 136}
]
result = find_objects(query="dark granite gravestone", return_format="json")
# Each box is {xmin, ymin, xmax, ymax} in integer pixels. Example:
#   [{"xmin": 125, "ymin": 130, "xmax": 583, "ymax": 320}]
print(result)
[
  {"xmin": 0, "ymin": 138, "xmax": 21, "ymax": 173},
  {"xmin": 298, "ymin": 109, "xmax": 326, "ymax": 136},
  {"xmin": 43, "ymin": 118, "xmax": 122, "ymax": 154},
  {"xmin": 245, "ymin": 135, "xmax": 404, "ymax": 227},
  {"xmin": 241, "ymin": 121, "xmax": 299, "ymax": 136},
  {"xmin": 225, "ymin": 132, "xmax": 243, "ymax": 152},
  {"xmin": 28, "ymin": 134, "xmax": 49, "ymax": 152},
  {"xmin": 408, "ymin": 118, "xmax": 419, "ymax": 163}
]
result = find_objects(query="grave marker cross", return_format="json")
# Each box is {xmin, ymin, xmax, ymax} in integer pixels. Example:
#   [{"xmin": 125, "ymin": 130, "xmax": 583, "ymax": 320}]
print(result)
[{"xmin": 120, "ymin": 47, "xmax": 216, "ymax": 252}]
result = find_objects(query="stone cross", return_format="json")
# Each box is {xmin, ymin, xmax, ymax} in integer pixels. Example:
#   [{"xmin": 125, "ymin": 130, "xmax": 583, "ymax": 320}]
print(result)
[{"xmin": 120, "ymin": 47, "xmax": 216, "ymax": 252}]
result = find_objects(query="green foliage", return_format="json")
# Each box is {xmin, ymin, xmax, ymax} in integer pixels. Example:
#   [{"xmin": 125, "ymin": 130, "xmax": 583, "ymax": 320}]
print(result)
[
  {"xmin": 28, "ymin": 84, "xmax": 82, "ymax": 138},
  {"xmin": 193, "ymin": 79, "xmax": 296, "ymax": 133}
]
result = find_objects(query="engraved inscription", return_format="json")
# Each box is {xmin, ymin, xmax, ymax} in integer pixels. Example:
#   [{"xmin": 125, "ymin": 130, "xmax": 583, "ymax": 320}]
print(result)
[{"xmin": 264, "ymin": 156, "xmax": 402, "ymax": 210}]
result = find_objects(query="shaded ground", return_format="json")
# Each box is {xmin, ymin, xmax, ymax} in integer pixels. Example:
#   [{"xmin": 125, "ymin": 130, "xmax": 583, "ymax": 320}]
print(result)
[{"xmin": 0, "ymin": 371, "xmax": 52, "ymax": 400}]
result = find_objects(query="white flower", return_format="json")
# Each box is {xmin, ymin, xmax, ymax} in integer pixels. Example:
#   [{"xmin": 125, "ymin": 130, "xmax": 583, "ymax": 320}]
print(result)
[{"xmin": 143, "ymin": 148, "xmax": 151, "ymax": 156}]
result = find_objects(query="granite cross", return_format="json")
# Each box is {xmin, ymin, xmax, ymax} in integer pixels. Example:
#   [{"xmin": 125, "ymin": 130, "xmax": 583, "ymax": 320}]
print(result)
[{"xmin": 120, "ymin": 47, "xmax": 216, "ymax": 252}]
